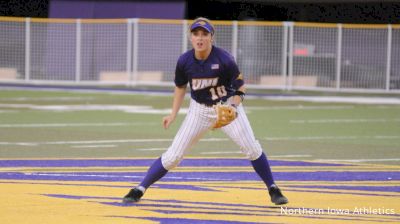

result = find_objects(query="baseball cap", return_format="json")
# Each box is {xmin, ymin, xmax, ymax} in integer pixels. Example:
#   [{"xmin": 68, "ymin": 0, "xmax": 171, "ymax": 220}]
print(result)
[{"xmin": 190, "ymin": 19, "xmax": 214, "ymax": 35}]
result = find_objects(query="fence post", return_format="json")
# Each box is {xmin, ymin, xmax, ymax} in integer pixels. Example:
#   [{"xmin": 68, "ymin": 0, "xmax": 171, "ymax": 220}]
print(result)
[
  {"xmin": 282, "ymin": 22, "xmax": 289, "ymax": 90},
  {"xmin": 25, "ymin": 17, "xmax": 31, "ymax": 81},
  {"xmin": 336, "ymin": 23, "xmax": 342, "ymax": 90},
  {"xmin": 182, "ymin": 20, "xmax": 188, "ymax": 53},
  {"xmin": 127, "ymin": 19, "xmax": 133, "ymax": 85},
  {"xmin": 386, "ymin": 24, "xmax": 392, "ymax": 91},
  {"xmin": 231, "ymin": 20, "xmax": 238, "ymax": 60},
  {"xmin": 287, "ymin": 22, "xmax": 294, "ymax": 91},
  {"xmin": 75, "ymin": 19, "xmax": 81, "ymax": 82},
  {"xmin": 131, "ymin": 18, "xmax": 139, "ymax": 86}
]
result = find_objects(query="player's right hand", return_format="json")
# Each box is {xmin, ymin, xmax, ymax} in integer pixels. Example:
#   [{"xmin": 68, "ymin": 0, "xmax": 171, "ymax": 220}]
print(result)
[{"xmin": 162, "ymin": 115, "xmax": 175, "ymax": 129}]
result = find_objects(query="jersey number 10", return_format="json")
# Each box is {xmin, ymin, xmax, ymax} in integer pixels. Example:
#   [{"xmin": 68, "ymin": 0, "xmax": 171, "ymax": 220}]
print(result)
[{"xmin": 210, "ymin": 86, "xmax": 227, "ymax": 100}]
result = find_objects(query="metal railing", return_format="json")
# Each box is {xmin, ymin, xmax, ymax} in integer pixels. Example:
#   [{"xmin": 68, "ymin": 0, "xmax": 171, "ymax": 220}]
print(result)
[{"xmin": 0, "ymin": 17, "xmax": 399, "ymax": 92}]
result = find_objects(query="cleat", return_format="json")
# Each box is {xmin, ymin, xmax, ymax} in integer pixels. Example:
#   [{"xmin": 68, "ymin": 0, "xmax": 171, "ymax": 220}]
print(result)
[
  {"xmin": 122, "ymin": 188, "xmax": 144, "ymax": 203},
  {"xmin": 269, "ymin": 185, "xmax": 288, "ymax": 205}
]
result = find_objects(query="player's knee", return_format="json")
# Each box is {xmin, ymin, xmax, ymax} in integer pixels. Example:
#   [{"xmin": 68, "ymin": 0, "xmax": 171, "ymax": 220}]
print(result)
[
  {"xmin": 242, "ymin": 141, "xmax": 263, "ymax": 160},
  {"xmin": 161, "ymin": 154, "xmax": 184, "ymax": 170},
  {"xmin": 247, "ymin": 150, "xmax": 262, "ymax": 161}
]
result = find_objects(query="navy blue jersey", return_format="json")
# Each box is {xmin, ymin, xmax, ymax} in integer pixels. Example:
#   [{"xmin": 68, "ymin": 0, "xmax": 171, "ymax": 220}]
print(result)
[{"xmin": 175, "ymin": 46, "xmax": 244, "ymax": 105}]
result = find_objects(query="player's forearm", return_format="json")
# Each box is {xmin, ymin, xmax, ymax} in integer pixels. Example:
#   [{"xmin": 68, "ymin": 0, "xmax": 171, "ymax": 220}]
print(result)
[
  {"xmin": 170, "ymin": 85, "xmax": 187, "ymax": 117},
  {"xmin": 232, "ymin": 85, "xmax": 245, "ymax": 106}
]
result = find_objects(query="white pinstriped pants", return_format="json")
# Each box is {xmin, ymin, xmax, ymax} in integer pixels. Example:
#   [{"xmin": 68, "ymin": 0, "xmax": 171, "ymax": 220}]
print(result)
[{"xmin": 161, "ymin": 98, "xmax": 263, "ymax": 170}]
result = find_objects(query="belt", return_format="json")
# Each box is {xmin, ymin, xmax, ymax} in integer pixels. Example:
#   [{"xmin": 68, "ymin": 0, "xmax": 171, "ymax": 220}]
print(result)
[
  {"xmin": 201, "ymin": 103, "xmax": 215, "ymax": 107},
  {"xmin": 198, "ymin": 99, "xmax": 228, "ymax": 107}
]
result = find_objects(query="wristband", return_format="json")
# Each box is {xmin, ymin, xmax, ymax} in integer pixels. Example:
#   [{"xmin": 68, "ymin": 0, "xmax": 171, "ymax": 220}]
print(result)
[{"xmin": 234, "ymin": 90, "xmax": 245, "ymax": 101}]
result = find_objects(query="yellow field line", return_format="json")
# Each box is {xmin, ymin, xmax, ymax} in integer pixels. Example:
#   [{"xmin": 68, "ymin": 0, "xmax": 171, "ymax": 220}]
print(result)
[
  {"xmin": 0, "ymin": 157, "xmax": 162, "ymax": 160},
  {"xmin": 7, "ymin": 179, "xmax": 398, "ymax": 186},
  {"xmin": 2, "ymin": 168, "xmax": 398, "ymax": 173},
  {"xmin": 284, "ymin": 182, "xmax": 400, "ymax": 186},
  {"xmin": 0, "ymin": 165, "xmax": 377, "ymax": 169},
  {"xmin": 1, "ymin": 158, "xmax": 399, "ymax": 169},
  {"xmin": 287, "ymin": 186, "xmax": 400, "ymax": 194}
]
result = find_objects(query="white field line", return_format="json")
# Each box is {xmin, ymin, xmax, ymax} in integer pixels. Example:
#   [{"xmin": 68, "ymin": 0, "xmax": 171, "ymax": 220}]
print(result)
[
  {"xmin": 314, "ymin": 158, "xmax": 400, "ymax": 162},
  {"xmin": 0, "ymin": 110, "xmax": 19, "ymax": 113},
  {"xmin": 136, "ymin": 148, "xmax": 166, "ymax": 151},
  {"xmin": 1, "ymin": 136, "xmax": 398, "ymax": 146},
  {"xmin": 199, "ymin": 138, "xmax": 229, "ymax": 142},
  {"xmin": 265, "ymin": 136, "xmax": 400, "ymax": 141},
  {"xmin": 200, "ymin": 151, "xmax": 312, "ymax": 158},
  {"xmin": 269, "ymin": 155, "xmax": 313, "ymax": 158},
  {"xmin": 0, "ymin": 97, "xmax": 94, "ymax": 101},
  {"xmin": 22, "ymin": 172, "xmax": 232, "ymax": 181},
  {"xmin": 246, "ymin": 105, "xmax": 354, "ymax": 110},
  {"xmin": 0, "ymin": 104, "xmax": 363, "ymax": 114},
  {"xmin": 262, "ymin": 95, "xmax": 400, "ymax": 105},
  {"xmin": 1, "ymin": 103, "xmax": 387, "ymax": 115},
  {"xmin": 374, "ymin": 136, "xmax": 400, "ymax": 139},
  {"xmin": 200, "ymin": 152, "xmax": 313, "ymax": 157},
  {"xmin": 1, "ymin": 136, "xmax": 399, "ymax": 146},
  {"xmin": 0, "ymin": 103, "xmax": 188, "ymax": 114},
  {"xmin": 0, "ymin": 122, "xmax": 157, "ymax": 128},
  {"xmin": 0, "ymin": 138, "xmax": 230, "ymax": 146},
  {"xmin": 201, "ymin": 151, "xmax": 242, "ymax": 155},
  {"xmin": 0, "ymin": 139, "xmax": 171, "ymax": 146},
  {"xmin": 1, "ymin": 103, "xmax": 398, "ymax": 115},
  {"xmin": 5, "ymin": 142, "xmax": 39, "ymax": 146},
  {"xmin": 291, "ymin": 118, "xmax": 400, "ymax": 124},
  {"xmin": 70, "ymin": 145, "xmax": 117, "ymax": 148}
]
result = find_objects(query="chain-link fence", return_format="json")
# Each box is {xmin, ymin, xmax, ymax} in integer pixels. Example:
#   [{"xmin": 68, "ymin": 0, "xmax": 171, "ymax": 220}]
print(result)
[{"xmin": 0, "ymin": 17, "xmax": 399, "ymax": 92}]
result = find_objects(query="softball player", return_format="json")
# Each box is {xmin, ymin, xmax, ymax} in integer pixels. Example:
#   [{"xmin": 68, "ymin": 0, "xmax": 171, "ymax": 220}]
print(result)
[{"xmin": 123, "ymin": 17, "xmax": 288, "ymax": 205}]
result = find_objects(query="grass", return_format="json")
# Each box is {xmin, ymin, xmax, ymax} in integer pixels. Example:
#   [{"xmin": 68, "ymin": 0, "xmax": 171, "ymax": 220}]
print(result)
[{"xmin": 0, "ymin": 88, "xmax": 399, "ymax": 165}]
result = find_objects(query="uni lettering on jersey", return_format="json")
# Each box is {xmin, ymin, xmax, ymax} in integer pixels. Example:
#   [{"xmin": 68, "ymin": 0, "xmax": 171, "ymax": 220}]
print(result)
[{"xmin": 192, "ymin": 77, "xmax": 219, "ymax": 91}]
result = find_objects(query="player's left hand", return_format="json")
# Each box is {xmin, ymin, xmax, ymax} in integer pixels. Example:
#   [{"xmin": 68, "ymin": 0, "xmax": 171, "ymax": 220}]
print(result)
[{"xmin": 213, "ymin": 104, "xmax": 237, "ymax": 129}]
